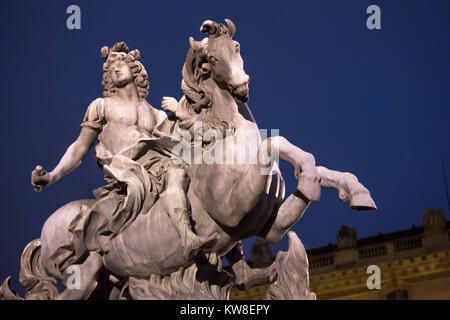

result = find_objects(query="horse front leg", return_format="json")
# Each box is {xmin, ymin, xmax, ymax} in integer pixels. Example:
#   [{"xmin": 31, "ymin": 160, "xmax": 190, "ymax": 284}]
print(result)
[
  {"xmin": 316, "ymin": 166, "xmax": 377, "ymax": 211},
  {"xmin": 257, "ymin": 135, "xmax": 318, "ymax": 243},
  {"xmin": 259, "ymin": 136, "xmax": 376, "ymax": 243},
  {"xmin": 261, "ymin": 168, "xmax": 376, "ymax": 243},
  {"xmin": 264, "ymin": 136, "xmax": 376, "ymax": 210},
  {"xmin": 261, "ymin": 136, "xmax": 321, "ymax": 202},
  {"xmin": 262, "ymin": 191, "xmax": 311, "ymax": 243}
]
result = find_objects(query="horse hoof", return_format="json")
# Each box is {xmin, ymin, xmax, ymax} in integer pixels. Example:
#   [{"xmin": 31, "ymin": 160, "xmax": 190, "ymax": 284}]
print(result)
[
  {"xmin": 297, "ymin": 173, "xmax": 321, "ymax": 202},
  {"xmin": 350, "ymin": 192, "xmax": 377, "ymax": 211}
]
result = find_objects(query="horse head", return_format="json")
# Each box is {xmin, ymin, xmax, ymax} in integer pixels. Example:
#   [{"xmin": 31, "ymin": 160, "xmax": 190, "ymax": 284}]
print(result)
[{"xmin": 188, "ymin": 19, "xmax": 250, "ymax": 104}]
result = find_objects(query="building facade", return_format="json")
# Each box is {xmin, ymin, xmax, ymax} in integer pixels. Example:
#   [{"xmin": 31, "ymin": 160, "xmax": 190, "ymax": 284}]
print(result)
[{"xmin": 230, "ymin": 208, "xmax": 450, "ymax": 300}]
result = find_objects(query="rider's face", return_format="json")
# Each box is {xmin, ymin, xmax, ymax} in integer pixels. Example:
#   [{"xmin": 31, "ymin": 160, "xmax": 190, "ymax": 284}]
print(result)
[{"xmin": 108, "ymin": 54, "xmax": 134, "ymax": 88}]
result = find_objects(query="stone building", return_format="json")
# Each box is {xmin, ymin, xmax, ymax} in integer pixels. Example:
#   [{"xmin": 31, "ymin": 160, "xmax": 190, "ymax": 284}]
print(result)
[{"xmin": 230, "ymin": 208, "xmax": 450, "ymax": 300}]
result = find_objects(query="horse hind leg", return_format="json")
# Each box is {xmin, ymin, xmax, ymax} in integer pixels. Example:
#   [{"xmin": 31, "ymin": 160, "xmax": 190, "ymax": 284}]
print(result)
[
  {"xmin": 40, "ymin": 199, "xmax": 106, "ymax": 300},
  {"xmin": 1, "ymin": 199, "xmax": 101, "ymax": 300},
  {"xmin": 225, "ymin": 234, "xmax": 315, "ymax": 300},
  {"xmin": 225, "ymin": 241, "xmax": 277, "ymax": 291},
  {"xmin": 56, "ymin": 251, "xmax": 104, "ymax": 300}
]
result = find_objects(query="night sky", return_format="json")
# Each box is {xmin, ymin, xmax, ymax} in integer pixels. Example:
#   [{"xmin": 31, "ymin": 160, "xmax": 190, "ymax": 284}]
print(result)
[{"xmin": 1, "ymin": 1, "xmax": 449, "ymax": 290}]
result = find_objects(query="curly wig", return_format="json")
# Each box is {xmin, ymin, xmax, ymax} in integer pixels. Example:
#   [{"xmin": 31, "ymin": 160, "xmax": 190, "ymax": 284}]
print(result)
[{"xmin": 100, "ymin": 41, "xmax": 149, "ymax": 99}]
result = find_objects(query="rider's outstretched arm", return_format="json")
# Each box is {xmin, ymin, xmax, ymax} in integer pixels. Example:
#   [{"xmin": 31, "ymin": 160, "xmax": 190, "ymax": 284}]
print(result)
[
  {"xmin": 32, "ymin": 99, "xmax": 103, "ymax": 189},
  {"xmin": 48, "ymin": 127, "xmax": 98, "ymax": 185}
]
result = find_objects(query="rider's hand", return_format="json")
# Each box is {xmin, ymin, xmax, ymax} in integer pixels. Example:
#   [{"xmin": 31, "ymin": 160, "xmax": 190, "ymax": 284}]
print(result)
[
  {"xmin": 31, "ymin": 165, "xmax": 53, "ymax": 192},
  {"xmin": 161, "ymin": 97, "xmax": 178, "ymax": 113}
]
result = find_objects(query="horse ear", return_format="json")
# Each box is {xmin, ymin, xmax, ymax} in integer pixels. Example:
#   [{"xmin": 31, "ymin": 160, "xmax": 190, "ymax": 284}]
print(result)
[
  {"xmin": 225, "ymin": 19, "xmax": 236, "ymax": 37},
  {"xmin": 200, "ymin": 20, "xmax": 216, "ymax": 35},
  {"xmin": 189, "ymin": 36, "xmax": 200, "ymax": 50}
]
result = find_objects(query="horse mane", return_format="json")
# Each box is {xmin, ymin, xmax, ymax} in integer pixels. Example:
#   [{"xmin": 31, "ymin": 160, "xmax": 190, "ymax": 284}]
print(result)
[{"xmin": 176, "ymin": 41, "xmax": 235, "ymax": 141}]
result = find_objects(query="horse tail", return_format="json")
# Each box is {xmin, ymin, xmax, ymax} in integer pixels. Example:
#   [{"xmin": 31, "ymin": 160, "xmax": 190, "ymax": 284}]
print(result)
[
  {"xmin": 0, "ymin": 239, "xmax": 59, "ymax": 300},
  {"xmin": 19, "ymin": 239, "xmax": 59, "ymax": 299}
]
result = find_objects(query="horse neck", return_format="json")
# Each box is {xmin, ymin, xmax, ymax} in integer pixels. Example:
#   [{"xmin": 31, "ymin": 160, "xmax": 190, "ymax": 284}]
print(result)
[
  {"xmin": 203, "ymin": 78, "xmax": 240, "ymax": 126},
  {"xmin": 201, "ymin": 79, "xmax": 263, "ymax": 166}
]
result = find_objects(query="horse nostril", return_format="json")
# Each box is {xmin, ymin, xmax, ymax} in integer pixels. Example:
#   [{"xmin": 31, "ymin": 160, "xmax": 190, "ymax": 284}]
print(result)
[
  {"xmin": 227, "ymin": 83, "xmax": 235, "ymax": 91},
  {"xmin": 228, "ymin": 80, "xmax": 248, "ymax": 91}
]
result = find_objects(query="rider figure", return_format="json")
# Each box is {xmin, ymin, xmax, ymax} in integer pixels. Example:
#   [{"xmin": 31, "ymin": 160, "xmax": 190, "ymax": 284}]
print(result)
[{"xmin": 31, "ymin": 42, "xmax": 213, "ymax": 258}]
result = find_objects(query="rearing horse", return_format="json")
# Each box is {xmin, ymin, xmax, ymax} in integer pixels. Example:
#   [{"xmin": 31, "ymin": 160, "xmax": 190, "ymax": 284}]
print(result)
[{"xmin": 1, "ymin": 19, "xmax": 376, "ymax": 300}]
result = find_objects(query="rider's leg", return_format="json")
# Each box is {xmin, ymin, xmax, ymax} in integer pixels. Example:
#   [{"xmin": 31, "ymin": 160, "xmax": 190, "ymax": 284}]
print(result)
[
  {"xmin": 56, "ymin": 251, "xmax": 104, "ymax": 300},
  {"xmin": 164, "ymin": 165, "xmax": 218, "ymax": 257}
]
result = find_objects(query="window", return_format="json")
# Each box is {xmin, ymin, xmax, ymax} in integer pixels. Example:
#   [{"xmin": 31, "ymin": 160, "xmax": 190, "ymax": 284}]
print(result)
[
  {"xmin": 394, "ymin": 238, "xmax": 422, "ymax": 252},
  {"xmin": 309, "ymin": 256, "xmax": 334, "ymax": 269},
  {"xmin": 358, "ymin": 246, "xmax": 387, "ymax": 259}
]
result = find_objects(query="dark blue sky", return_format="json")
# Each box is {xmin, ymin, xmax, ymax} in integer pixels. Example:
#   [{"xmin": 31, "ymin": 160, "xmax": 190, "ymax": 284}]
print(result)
[{"xmin": 1, "ymin": 1, "xmax": 449, "ymax": 288}]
